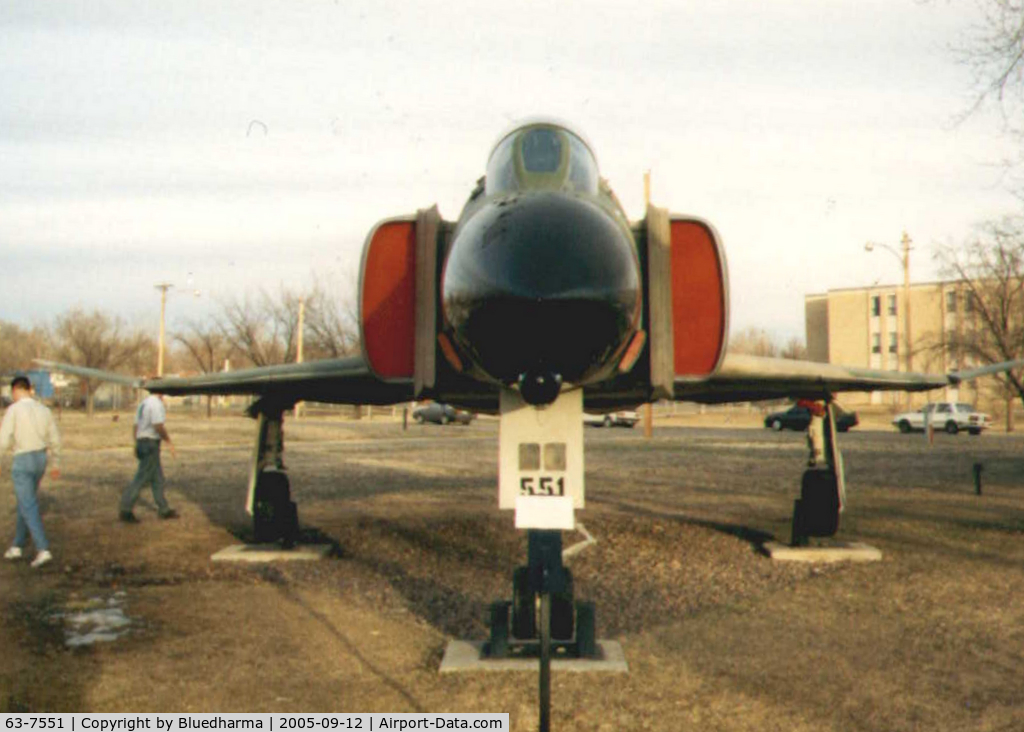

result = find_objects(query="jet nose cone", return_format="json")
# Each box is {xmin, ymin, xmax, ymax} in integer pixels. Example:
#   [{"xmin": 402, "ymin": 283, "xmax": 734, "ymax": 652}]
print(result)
[{"xmin": 442, "ymin": 192, "xmax": 641, "ymax": 388}]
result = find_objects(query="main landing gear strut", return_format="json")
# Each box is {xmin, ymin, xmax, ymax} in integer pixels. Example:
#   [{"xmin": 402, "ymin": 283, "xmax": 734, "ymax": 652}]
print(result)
[
  {"xmin": 247, "ymin": 401, "xmax": 300, "ymax": 547},
  {"xmin": 791, "ymin": 397, "xmax": 845, "ymax": 547},
  {"xmin": 485, "ymin": 530, "xmax": 597, "ymax": 732}
]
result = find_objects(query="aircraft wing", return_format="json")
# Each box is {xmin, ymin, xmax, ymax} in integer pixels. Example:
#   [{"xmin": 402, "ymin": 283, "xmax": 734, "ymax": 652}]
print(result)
[
  {"xmin": 34, "ymin": 357, "xmax": 414, "ymax": 408},
  {"xmin": 675, "ymin": 353, "xmax": 1024, "ymax": 404},
  {"xmin": 36, "ymin": 353, "xmax": 1023, "ymax": 410}
]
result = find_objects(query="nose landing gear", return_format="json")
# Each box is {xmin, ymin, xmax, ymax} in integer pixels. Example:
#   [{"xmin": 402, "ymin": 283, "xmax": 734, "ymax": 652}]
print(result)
[{"xmin": 485, "ymin": 531, "xmax": 598, "ymax": 732}]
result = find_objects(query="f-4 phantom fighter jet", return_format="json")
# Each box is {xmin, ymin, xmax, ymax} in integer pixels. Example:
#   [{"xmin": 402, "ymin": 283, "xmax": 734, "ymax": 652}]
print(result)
[{"xmin": 39, "ymin": 119, "xmax": 1023, "ymax": 730}]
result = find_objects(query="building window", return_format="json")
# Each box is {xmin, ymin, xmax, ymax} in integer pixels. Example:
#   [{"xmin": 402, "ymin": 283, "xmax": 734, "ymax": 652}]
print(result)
[
  {"xmin": 871, "ymin": 295, "xmax": 881, "ymax": 317},
  {"xmin": 872, "ymin": 333, "xmax": 881, "ymax": 354},
  {"xmin": 964, "ymin": 291, "xmax": 974, "ymax": 313},
  {"xmin": 887, "ymin": 294, "xmax": 897, "ymax": 316},
  {"xmin": 946, "ymin": 290, "xmax": 957, "ymax": 312},
  {"xmin": 888, "ymin": 333, "xmax": 897, "ymax": 354}
]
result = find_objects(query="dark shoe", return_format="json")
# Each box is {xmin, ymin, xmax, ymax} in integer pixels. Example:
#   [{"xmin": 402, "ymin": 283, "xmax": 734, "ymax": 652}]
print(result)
[
  {"xmin": 158, "ymin": 509, "xmax": 179, "ymax": 520},
  {"xmin": 119, "ymin": 511, "xmax": 139, "ymax": 523}
]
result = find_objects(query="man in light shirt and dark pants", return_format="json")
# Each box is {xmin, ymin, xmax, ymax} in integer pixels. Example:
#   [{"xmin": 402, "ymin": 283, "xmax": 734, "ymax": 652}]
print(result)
[
  {"xmin": 120, "ymin": 391, "xmax": 178, "ymax": 522},
  {"xmin": 1, "ymin": 375, "xmax": 61, "ymax": 568}
]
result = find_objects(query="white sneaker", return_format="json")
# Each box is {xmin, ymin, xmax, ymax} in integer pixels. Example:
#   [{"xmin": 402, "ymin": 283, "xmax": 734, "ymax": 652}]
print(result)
[
  {"xmin": 30, "ymin": 550, "xmax": 52, "ymax": 568},
  {"xmin": 4, "ymin": 546, "xmax": 23, "ymax": 560}
]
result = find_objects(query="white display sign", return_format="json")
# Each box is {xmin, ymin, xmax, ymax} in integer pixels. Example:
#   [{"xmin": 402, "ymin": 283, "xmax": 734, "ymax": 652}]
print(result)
[{"xmin": 498, "ymin": 388, "xmax": 584, "ymax": 530}]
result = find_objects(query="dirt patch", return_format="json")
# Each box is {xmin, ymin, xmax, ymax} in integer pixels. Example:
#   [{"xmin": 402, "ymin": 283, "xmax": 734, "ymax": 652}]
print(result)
[{"xmin": 1, "ymin": 412, "xmax": 1023, "ymax": 730}]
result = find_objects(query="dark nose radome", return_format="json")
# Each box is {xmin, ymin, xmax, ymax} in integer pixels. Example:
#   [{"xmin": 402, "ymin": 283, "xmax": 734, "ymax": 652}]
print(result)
[{"xmin": 442, "ymin": 192, "xmax": 641, "ymax": 392}]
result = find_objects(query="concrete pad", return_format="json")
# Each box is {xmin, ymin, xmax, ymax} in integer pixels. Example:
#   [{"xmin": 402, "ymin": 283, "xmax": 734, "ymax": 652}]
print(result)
[
  {"xmin": 211, "ymin": 544, "xmax": 333, "ymax": 563},
  {"xmin": 439, "ymin": 640, "xmax": 628, "ymax": 674},
  {"xmin": 762, "ymin": 541, "xmax": 882, "ymax": 563}
]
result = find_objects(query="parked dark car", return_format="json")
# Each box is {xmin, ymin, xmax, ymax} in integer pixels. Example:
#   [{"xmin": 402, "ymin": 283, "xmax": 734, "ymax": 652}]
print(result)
[
  {"xmin": 412, "ymin": 402, "xmax": 474, "ymax": 425},
  {"xmin": 763, "ymin": 404, "xmax": 858, "ymax": 433}
]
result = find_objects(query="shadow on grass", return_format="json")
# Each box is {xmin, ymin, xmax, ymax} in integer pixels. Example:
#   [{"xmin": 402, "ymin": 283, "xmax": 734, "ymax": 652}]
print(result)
[
  {"xmin": 276, "ymin": 584, "xmax": 427, "ymax": 713},
  {"xmin": 592, "ymin": 496, "xmax": 776, "ymax": 550}
]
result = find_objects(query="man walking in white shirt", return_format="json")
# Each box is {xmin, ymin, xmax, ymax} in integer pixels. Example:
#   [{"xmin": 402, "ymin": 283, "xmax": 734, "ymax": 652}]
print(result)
[
  {"xmin": 0, "ymin": 375, "xmax": 61, "ymax": 568},
  {"xmin": 120, "ymin": 391, "xmax": 177, "ymax": 522}
]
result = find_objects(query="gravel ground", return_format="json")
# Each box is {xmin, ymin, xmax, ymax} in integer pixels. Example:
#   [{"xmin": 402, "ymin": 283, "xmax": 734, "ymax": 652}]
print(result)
[{"xmin": 1, "ymin": 412, "xmax": 1022, "ymax": 730}]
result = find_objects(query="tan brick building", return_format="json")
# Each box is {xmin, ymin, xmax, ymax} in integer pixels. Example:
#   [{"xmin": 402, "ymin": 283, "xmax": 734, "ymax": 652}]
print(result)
[{"xmin": 805, "ymin": 281, "xmax": 998, "ymax": 409}]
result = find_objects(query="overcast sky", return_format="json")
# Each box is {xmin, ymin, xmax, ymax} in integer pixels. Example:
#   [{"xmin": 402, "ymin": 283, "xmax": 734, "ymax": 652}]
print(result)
[{"xmin": 1, "ymin": 0, "xmax": 1019, "ymax": 344}]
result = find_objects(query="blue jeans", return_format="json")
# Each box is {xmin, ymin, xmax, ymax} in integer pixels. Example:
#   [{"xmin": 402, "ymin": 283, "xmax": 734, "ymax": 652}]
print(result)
[
  {"xmin": 11, "ymin": 450, "xmax": 49, "ymax": 552},
  {"xmin": 121, "ymin": 439, "xmax": 169, "ymax": 514}
]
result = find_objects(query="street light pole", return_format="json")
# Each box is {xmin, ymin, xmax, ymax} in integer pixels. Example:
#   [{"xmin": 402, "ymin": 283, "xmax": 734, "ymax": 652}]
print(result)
[
  {"xmin": 155, "ymin": 283, "xmax": 173, "ymax": 377},
  {"xmin": 642, "ymin": 170, "xmax": 653, "ymax": 440},
  {"xmin": 900, "ymin": 232, "xmax": 913, "ymax": 376},
  {"xmin": 865, "ymin": 233, "xmax": 914, "ymax": 407}
]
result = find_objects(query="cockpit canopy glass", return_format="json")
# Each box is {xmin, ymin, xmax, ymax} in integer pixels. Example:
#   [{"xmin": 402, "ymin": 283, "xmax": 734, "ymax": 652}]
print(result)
[
  {"xmin": 485, "ymin": 125, "xmax": 598, "ymax": 196},
  {"xmin": 521, "ymin": 128, "xmax": 562, "ymax": 173}
]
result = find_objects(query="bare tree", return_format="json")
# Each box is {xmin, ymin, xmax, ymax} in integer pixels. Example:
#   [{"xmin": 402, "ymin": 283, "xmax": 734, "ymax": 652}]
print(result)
[
  {"xmin": 304, "ymin": 280, "xmax": 360, "ymax": 359},
  {"xmin": 729, "ymin": 326, "xmax": 780, "ymax": 358},
  {"xmin": 215, "ymin": 289, "xmax": 300, "ymax": 367},
  {"xmin": 955, "ymin": 1, "xmax": 1024, "ymax": 130},
  {"xmin": 0, "ymin": 320, "xmax": 51, "ymax": 373},
  {"xmin": 934, "ymin": 217, "xmax": 1024, "ymax": 429},
  {"xmin": 216, "ymin": 275, "xmax": 361, "ymax": 368},
  {"xmin": 266, "ymin": 287, "xmax": 304, "ymax": 362},
  {"xmin": 781, "ymin": 337, "xmax": 807, "ymax": 361},
  {"xmin": 173, "ymin": 318, "xmax": 236, "ymax": 417},
  {"xmin": 52, "ymin": 308, "xmax": 151, "ymax": 416}
]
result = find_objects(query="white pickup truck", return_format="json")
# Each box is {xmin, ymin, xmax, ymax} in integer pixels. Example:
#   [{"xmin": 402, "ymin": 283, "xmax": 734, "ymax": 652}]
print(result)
[{"xmin": 892, "ymin": 402, "xmax": 990, "ymax": 435}]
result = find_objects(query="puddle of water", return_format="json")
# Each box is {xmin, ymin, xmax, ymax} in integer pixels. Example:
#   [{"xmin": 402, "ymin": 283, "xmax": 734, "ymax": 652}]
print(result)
[{"xmin": 54, "ymin": 591, "xmax": 133, "ymax": 647}]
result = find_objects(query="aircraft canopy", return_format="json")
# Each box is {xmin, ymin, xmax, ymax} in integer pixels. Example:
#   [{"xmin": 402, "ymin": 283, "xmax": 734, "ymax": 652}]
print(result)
[{"xmin": 485, "ymin": 124, "xmax": 598, "ymax": 196}]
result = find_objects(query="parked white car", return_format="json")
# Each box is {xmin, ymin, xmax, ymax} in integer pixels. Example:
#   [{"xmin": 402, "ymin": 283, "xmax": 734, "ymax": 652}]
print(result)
[
  {"xmin": 892, "ymin": 402, "xmax": 989, "ymax": 435},
  {"xmin": 584, "ymin": 410, "xmax": 640, "ymax": 428}
]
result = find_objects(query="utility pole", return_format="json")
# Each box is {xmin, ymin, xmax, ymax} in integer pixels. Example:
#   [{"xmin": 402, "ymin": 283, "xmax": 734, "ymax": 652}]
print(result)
[
  {"xmin": 294, "ymin": 297, "xmax": 305, "ymax": 420},
  {"xmin": 155, "ymin": 283, "xmax": 173, "ymax": 377},
  {"xmin": 642, "ymin": 170, "xmax": 654, "ymax": 440},
  {"xmin": 154, "ymin": 277, "xmax": 200, "ymax": 379},
  {"xmin": 296, "ymin": 297, "xmax": 305, "ymax": 365}
]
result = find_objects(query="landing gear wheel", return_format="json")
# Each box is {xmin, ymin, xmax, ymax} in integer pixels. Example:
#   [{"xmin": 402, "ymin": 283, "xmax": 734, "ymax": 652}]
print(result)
[
  {"xmin": 792, "ymin": 469, "xmax": 840, "ymax": 545},
  {"xmin": 253, "ymin": 471, "xmax": 299, "ymax": 547},
  {"xmin": 551, "ymin": 571, "xmax": 575, "ymax": 641},
  {"xmin": 512, "ymin": 567, "xmax": 537, "ymax": 640},
  {"xmin": 487, "ymin": 601, "xmax": 510, "ymax": 658},
  {"xmin": 575, "ymin": 601, "xmax": 597, "ymax": 658}
]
